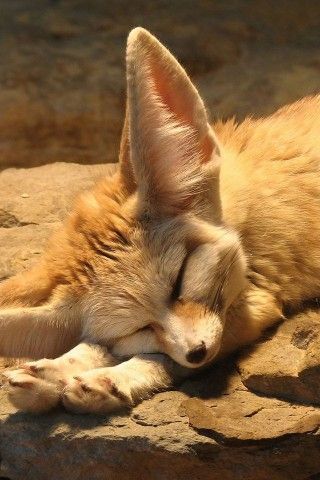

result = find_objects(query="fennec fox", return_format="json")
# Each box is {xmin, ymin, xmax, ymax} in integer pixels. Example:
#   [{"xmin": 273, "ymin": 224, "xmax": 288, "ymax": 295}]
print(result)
[{"xmin": 1, "ymin": 27, "xmax": 320, "ymax": 414}]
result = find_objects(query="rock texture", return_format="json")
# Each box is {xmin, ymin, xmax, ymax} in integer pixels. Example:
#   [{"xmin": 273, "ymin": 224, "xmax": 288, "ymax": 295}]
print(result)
[
  {"xmin": 238, "ymin": 309, "xmax": 320, "ymax": 406},
  {"xmin": 0, "ymin": 163, "xmax": 115, "ymax": 280},
  {"xmin": 0, "ymin": 0, "xmax": 319, "ymax": 170},
  {"xmin": 1, "ymin": 163, "xmax": 320, "ymax": 480}
]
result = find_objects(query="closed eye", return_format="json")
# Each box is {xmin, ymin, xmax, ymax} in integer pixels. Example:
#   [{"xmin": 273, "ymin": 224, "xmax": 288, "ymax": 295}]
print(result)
[{"xmin": 170, "ymin": 256, "xmax": 188, "ymax": 303}]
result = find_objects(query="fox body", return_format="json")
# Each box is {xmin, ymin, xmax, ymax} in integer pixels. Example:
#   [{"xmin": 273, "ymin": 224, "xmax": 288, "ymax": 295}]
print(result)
[{"xmin": 1, "ymin": 28, "xmax": 320, "ymax": 414}]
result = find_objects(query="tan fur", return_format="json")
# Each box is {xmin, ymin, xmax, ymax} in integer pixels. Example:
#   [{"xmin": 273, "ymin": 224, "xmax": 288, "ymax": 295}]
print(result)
[{"xmin": 1, "ymin": 28, "xmax": 319, "ymax": 414}]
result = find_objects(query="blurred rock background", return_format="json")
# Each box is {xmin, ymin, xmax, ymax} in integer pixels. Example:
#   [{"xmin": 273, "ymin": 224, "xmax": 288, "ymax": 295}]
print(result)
[{"xmin": 0, "ymin": 0, "xmax": 319, "ymax": 170}]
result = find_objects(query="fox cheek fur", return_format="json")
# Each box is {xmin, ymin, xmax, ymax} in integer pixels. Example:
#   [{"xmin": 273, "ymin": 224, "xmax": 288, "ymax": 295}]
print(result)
[{"xmin": 155, "ymin": 230, "xmax": 247, "ymax": 368}]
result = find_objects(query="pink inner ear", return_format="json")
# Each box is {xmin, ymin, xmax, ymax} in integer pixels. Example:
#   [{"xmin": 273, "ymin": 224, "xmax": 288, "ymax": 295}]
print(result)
[
  {"xmin": 150, "ymin": 60, "xmax": 194, "ymax": 127},
  {"xmin": 149, "ymin": 56, "xmax": 215, "ymax": 164}
]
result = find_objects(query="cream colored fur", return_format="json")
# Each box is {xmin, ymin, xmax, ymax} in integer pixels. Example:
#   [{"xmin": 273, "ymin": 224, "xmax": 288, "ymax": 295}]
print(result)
[{"xmin": 1, "ymin": 28, "xmax": 319, "ymax": 414}]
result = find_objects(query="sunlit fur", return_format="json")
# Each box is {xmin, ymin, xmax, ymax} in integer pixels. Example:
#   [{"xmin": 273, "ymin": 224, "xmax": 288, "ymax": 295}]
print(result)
[{"xmin": 1, "ymin": 28, "xmax": 320, "ymax": 414}]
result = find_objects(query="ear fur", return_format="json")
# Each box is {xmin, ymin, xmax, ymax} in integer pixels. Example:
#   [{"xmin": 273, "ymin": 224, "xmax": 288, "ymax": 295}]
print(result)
[
  {"xmin": 125, "ymin": 27, "xmax": 221, "ymax": 217},
  {"xmin": 118, "ymin": 103, "xmax": 136, "ymax": 196}
]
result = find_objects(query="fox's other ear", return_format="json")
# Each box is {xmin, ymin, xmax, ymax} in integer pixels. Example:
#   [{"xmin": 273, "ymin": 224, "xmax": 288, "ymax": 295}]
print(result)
[{"xmin": 126, "ymin": 27, "xmax": 221, "ymax": 217}]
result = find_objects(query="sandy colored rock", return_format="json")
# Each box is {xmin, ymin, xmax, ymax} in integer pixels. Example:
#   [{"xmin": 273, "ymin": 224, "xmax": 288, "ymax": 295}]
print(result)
[
  {"xmin": 238, "ymin": 310, "xmax": 320, "ymax": 405},
  {"xmin": 181, "ymin": 385, "xmax": 320, "ymax": 443},
  {"xmin": 2, "ymin": 164, "xmax": 320, "ymax": 479}
]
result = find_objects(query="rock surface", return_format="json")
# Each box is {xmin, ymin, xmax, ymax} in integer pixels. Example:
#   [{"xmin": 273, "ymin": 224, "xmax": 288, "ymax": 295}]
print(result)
[
  {"xmin": 238, "ymin": 309, "xmax": 320, "ymax": 406},
  {"xmin": 0, "ymin": 0, "xmax": 319, "ymax": 170},
  {"xmin": 1, "ymin": 163, "xmax": 320, "ymax": 479}
]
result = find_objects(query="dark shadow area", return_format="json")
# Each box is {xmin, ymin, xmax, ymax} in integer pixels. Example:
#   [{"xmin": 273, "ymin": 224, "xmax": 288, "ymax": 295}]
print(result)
[
  {"xmin": 179, "ymin": 357, "xmax": 236, "ymax": 399},
  {"xmin": 2, "ymin": 403, "xmax": 132, "ymax": 433}
]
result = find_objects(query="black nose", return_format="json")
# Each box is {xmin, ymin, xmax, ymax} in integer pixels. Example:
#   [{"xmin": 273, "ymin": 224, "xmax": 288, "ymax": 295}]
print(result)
[{"xmin": 186, "ymin": 342, "xmax": 207, "ymax": 364}]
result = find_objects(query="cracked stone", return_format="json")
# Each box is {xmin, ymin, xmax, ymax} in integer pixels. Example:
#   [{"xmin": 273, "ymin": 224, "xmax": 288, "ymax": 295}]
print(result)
[
  {"xmin": 0, "ymin": 209, "xmax": 36, "ymax": 229},
  {"xmin": 237, "ymin": 310, "xmax": 320, "ymax": 405}
]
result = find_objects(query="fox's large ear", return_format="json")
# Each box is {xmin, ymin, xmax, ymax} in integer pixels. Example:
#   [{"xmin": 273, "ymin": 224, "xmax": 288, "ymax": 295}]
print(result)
[{"xmin": 126, "ymin": 27, "xmax": 221, "ymax": 217}]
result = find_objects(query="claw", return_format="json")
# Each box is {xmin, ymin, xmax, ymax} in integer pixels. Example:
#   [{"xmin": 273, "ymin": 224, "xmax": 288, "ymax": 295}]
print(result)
[
  {"xmin": 8, "ymin": 378, "xmax": 34, "ymax": 389},
  {"xmin": 18, "ymin": 365, "xmax": 39, "ymax": 377},
  {"xmin": 28, "ymin": 364, "xmax": 40, "ymax": 373},
  {"xmin": 73, "ymin": 376, "xmax": 92, "ymax": 393},
  {"xmin": 80, "ymin": 383, "xmax": 92, "ymax": 393},
  {"xmin": 1, "ymin": 371, "xmax": 10, "ymax": 381},
  {"xmin": 99, "ymin": 377, "xmax": 113, "ymax": 389}
]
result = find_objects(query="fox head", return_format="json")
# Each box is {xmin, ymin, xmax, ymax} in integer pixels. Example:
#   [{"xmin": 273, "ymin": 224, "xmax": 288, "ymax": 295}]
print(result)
[{"xmin": 81, "ymin": 28, "xmax": 247, "ymax": 368}]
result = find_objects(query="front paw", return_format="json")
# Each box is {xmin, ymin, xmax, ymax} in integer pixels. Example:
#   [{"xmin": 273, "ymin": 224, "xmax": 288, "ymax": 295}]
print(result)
[
  {"xmin": 2, "ymin": 358, "xmax": 69, "ymax": 413},
  {"xmin": 62, "ymin": 369, "xmax": 133, "ymax": 414},
  {"xmin": 3, "ymin": 367, "xmax": 61, "ymax": 413}
]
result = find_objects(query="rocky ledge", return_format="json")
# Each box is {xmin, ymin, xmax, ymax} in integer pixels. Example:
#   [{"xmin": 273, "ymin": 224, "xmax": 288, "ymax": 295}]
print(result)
[{"xmin": 1, "ymin": 163, "xmax": 320, "ymax": 480}]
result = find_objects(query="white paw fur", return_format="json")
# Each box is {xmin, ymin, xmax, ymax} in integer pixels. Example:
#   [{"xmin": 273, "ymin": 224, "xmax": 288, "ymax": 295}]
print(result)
[
  {"xmin": 4, "ymin": 365, "xmax": 61, "ymax": 413},
  {"xmin": 62, "ymin": 368, "xmax": 133, "ymax": 414},
  {"xmin": 3, "ymin": 360, "xmax": 134, "ymax": 415},
  {"xmin": 3, "ymin": 356, "xmax": 80, "ymax": 413}
]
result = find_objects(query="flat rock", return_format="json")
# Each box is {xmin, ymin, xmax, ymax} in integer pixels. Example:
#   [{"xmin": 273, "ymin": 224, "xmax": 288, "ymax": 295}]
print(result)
[
  {"xmin": 1, "ymin": 163, "xmax": 320, "ymax": 480},
  {"xmin": 238, "ymin": 309, "xmax": 320, "ymax": 405}
]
